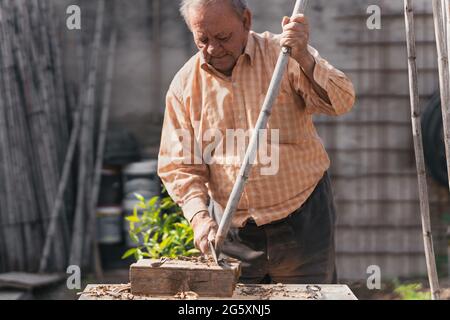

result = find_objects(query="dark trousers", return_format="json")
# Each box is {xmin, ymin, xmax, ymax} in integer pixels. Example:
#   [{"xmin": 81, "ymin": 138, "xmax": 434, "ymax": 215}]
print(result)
[{"xmin": 208, "ymin": 172, "xmax": 337, "ymax": 284}]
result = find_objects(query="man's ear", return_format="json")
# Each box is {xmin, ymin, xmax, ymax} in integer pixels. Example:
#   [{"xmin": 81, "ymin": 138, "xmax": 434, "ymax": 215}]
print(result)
[{"xmin": 242, "ymin": 8, "xmax": 252, "ymax": 31}]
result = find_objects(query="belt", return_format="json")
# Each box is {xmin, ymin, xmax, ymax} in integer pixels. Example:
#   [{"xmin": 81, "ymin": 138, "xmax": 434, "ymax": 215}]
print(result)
[{"xmin": 245, "ymin": 205, "xmax": 303, "ymax": 226}]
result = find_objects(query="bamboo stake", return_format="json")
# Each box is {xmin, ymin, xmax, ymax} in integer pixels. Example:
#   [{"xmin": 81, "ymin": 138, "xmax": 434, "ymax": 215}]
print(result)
[
  {"xmin": 432, "ymin": 0, "xmax": 450, "ymax": 191},
  {"xmin": 84, "ymin": 30, "xmax": 117, "ymax": 278},
  {"xmin": 404, "ymin": 0, "xmax": 441, "ymax": 300},
  {"xmin": 70, "ymin": 0, "xmax": 106, "ymax": 267},
  {"xmin": 0, "ymin": 0, "xmax": 27, "ymax": 270},
  {"xmin": 14, "ymin": 0, "xmax": 52, "ymax": 240},
  {"xmin": 27, "ymin": 0, "xmax": 67, "ymax": 270},
  {"xmin": 12, "ymin": 0, "xmax": 59, "ymax": 271},
  {"xmin": 446, "ymin": 0, "xmax": 450, "ymax": 90},
  {"xmin": 0, "ymin": 3, "xmax": 15, "ymax": 271},
  {"xmin": 39, "ymin": 98, "xmax": 85, "ymax": 272}
]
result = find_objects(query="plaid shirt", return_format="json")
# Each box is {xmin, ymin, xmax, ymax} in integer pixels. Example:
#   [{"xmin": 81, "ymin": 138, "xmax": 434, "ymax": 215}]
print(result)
[{"xmin": 158, "ymin": 31, "xmax": 355, "ymax": 228}]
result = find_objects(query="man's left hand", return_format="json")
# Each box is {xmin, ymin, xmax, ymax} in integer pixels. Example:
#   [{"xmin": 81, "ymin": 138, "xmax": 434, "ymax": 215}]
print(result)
[{"xmin": 280, "ymin": 14, "xmax": 312, "ymax": 66}]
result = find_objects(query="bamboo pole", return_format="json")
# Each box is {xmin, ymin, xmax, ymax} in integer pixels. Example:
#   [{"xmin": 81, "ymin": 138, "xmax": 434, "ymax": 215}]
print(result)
[
  {"xmin": 446, "ymin": 0, "xmax": 450, "ymax": 89},
  {"xmin": 14, "ymin": 0, "xmax": 53, "ymax": 242},
  {"xmin": 11, "ymin": 0, "xmax": 59, "ymax": 271},
  {"xmin": 0, "ymin": 3, "xmax": 16, "ymax": 271},
  {"xmin": 28, "ymin": 0, "xmax": 68, "ymax": 270},
  {"xmin": 404, "ymin": 0, "xmax": 441, "ymax": 300},
  {"xmin": 83, "ymin": 30, "xmax": 117, "ymax": 278},
  {"xmin": 0, "ymin": 0, "xmax": 27, "ymax": 270},
  {"xmin": 70, "ymin": 0, "xmax": 106, "ymax": 268},
  {"xmin": 432, "ymin": 0, "xmax": 450, "ymax": 191},
  {"xmin": 152, "ymin": 0, "xmax": 162, "ymax": 111},
  {"xmin": 39, "ymin": 99, "xmax": 85, "ymax": 272}
]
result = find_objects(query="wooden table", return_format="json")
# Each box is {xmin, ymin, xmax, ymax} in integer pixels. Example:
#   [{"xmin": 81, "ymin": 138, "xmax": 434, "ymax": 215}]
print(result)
[{"xmin": 78, "ymin": 283, "xmax": 357, "ymax": 300}]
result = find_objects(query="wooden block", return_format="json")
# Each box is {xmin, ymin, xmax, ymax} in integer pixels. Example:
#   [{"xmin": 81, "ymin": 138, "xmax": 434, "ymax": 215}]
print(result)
[{"xmin": 130, "ymin": 258, "xmax": 241, "ymax": 297}]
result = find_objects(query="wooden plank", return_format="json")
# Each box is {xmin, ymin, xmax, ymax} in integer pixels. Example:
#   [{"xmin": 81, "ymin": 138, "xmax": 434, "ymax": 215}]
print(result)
[
  {"xmin": 79, "ymin": 284, "xmax": 357, "ymax": 300},
  {"xmin": 0, "ymin": 290, "xmax": 32, "ymax": 300},
  {"xmin": 130, "ymin": 258, "xmax": 241, "ymax": 297},
  {"xmin": 0, "ymin": 272, "xmax": 64, "ymax": 290}
]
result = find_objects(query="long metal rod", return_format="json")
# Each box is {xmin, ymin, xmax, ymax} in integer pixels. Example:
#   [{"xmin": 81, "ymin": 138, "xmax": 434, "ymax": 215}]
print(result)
[
  {"xmin": 214, "ymin": 0, "xmax": 309, "ymax": 257},
  {"xmin": 404, "ymin": 0, "xmax": 440, "ymax": 300}
]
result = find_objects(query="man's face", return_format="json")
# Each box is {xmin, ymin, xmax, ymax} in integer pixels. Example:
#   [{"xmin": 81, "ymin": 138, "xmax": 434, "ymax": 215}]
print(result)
[{"xmin": 188, "ymin": 2, "xmax": 251, "ymax": 76}]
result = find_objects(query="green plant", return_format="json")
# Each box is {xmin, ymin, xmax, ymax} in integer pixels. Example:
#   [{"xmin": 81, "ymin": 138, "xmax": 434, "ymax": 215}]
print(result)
[
  {"xmin": 122, "ymin": 193, "xmax": 200, "ymax": 261},
  {"xmin": 394, "ymin": 282, "xmax": 431, "ymax": 300}
]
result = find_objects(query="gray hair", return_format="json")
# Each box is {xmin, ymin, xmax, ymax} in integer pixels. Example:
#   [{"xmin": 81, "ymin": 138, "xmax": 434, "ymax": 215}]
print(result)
[{"xmin": 180, "ymin": 0, "xmax": 248, "ymax": 28}]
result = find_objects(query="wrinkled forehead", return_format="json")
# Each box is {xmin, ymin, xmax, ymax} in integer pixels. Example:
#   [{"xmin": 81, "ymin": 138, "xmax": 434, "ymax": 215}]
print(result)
[{"xmin": 188, "ymin": 2, "xmax": 241, "ymax": 34}]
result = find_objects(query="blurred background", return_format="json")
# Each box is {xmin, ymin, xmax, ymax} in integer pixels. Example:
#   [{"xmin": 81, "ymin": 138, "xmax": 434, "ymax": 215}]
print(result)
[{"xmin": 0, "ymin": 0, "xmax": 449, "ymax": 299}]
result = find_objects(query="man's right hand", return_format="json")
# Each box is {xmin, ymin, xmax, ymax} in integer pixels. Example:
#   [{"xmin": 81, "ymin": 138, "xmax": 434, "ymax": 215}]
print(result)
[{"xmin": 190, "ymin": 210, "xmax": 218, "ymax": 254}]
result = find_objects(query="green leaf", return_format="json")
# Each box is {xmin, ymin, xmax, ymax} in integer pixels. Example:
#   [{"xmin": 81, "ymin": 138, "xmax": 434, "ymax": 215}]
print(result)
[
  {"xmin": 174, "ymin": 222, "xmax": 189, "ymax": 230},
  {"xmin": 134, "ymin": 193, "xmax": 145, "ymax": 202},
  {"xmin": 121, "ymin": 248, "xmax": 137, "ymax": 259},
  {"xmin": 186, "ymin": 248, "xmax": 200, "ymax": 256},
  {"xmin": 136, "ymin": 248, "xmax": 144, "ymax": 260},
  {"xmin": 147, "ymin": 196, "xmax": 159, "ymax": 207},
  {"xmin": 143, "ymin": 231, "xmax": 151, "ymax": 244},
  {"xmin": 130, "ymin": 233, "xmax": 140, "ymax": 244},
  {"xmin": 159, "ymin": 236, "xmax": 172, "ymax": 249},
  {"xmin": 126, "ymin": 215, "xmax": 141, "ymax": 223}
]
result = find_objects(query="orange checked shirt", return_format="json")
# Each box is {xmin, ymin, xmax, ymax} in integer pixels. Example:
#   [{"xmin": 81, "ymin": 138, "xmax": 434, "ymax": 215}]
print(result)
[{"xmin": 158, "ymin": 30, "xmax": 355, "ymax": 228}]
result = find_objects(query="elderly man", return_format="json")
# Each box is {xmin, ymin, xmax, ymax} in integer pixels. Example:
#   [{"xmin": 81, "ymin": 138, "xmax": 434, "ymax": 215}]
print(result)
[{"xmin": 158, "ymin": 0, "xmax": 355, "ymax": 284}]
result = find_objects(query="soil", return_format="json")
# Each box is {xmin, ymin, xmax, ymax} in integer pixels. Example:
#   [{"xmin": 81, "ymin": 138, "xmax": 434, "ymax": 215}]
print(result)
[{"xmin": 175, "ymin": 255, "xmax": 240, "ymax": 268}]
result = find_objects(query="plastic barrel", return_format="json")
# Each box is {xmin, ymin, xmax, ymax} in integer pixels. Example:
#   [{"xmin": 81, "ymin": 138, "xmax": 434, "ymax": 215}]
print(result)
[
  {"xmin": 123, "ymin": 160, "xmax": 161, "ymax": 201},
  {"xmin": 98, "ymin": 166, "xmax": 123, "ymax": 206},
  {"xmin": 96, "ymin": 207, "xmax": 123, "ymax": 244}
]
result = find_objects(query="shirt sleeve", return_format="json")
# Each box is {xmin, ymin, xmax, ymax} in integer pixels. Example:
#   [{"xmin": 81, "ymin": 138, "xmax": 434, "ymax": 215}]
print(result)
[
  {"xmin": 157, "ymin": 84, "xmax": 210, "ymax": 223},
  {"xmin": 287, "ymin": 45, "xmax": 356, "ymax": 116}
]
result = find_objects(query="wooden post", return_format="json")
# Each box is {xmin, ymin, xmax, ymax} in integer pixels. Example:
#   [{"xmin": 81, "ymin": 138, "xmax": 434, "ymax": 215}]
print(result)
[
  {"xmin": 404, "ymin": 0, "xmax": 441, "ymax": 300},
  {"xmin": 433, "ymin": 0, "xmax": 450, "ymax": 192}
]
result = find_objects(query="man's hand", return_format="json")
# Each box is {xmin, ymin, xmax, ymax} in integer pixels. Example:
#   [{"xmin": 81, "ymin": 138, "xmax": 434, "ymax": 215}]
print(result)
[
  {"xmin": 190, "ymin": 210, "xmax": 218, "ymax": 254},
  {"xmin": 281, "ymin": 14, "xmax": 311, "ymax": 66},
  {"xmin": 280, "ymin": 14, "xmax": 331, "ymax": 104}
]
